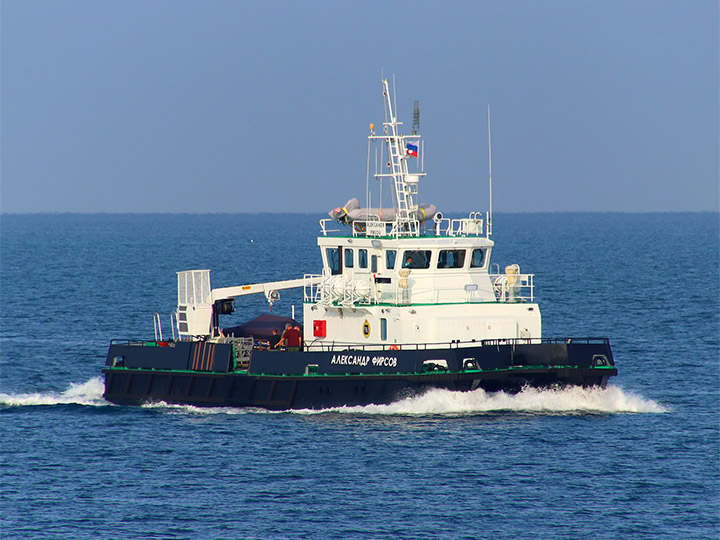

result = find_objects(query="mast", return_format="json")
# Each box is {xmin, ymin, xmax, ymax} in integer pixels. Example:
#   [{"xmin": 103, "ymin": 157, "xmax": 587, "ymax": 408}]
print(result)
[
  {"xmin": 487, "ymin": 105, "xmax": 493, "ymax": 238},
  {"xmin": 370, "ymin": 78, "xmax": 424, "ymax": 236}
]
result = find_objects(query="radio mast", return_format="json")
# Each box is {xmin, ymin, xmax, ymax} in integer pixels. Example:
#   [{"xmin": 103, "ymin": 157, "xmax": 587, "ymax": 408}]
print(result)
[{"xmin": 487, "ymin": 105, "xmax": 493, "ymax": 237}]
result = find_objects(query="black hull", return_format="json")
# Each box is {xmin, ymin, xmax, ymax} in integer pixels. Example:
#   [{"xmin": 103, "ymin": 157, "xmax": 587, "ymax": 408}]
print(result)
[
  {"xmin": 102, "ymin": 339, "xmax": 617, "ymax": 409},
  {"xmin": 103, "ymin": 367, "xmax": 616, "ymax": 409}
]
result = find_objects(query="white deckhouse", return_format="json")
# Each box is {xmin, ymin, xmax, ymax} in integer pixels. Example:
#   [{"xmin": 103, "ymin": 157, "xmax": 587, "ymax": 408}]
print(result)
[{"xmin": 303, "ymin": 79, "xmax": 538, "ymax": 350}]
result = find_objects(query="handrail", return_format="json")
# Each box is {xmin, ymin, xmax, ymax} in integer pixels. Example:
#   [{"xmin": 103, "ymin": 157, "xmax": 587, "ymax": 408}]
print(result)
[
  {"xmin": 110, "ymin": 338, "xmax": 170, "ymax": 346},
  {"xmin": 110, "ymin": 337, "xmax": 609, "ymax": 349},
  {"xmin": 319, "ymin": 219, "xmax": 342, "ymax": 236},
  {"xmin": 319, "ymin": 216, "xmax": 495, "ymax": 238},
  {"xmin": 305, "ymin": 272, "xmax": 534, "ymax": 307},
  {"xmin": 304, "ymin": 336, "xmax": 610, "ymax": 352},
  {"xmin": 169, "ymin": 311, "xmax": 178, "ymax": 341},
  {"xmin": 448, "ymin": 217, "xmax": 484, "ymax": 236},
  {"xmin": 489, "ymin": 273, "xmax": 534, "ymax": 302},
  {"xmin": 153, "ymin": 313, "xmax": 163, "ymax": 342}
]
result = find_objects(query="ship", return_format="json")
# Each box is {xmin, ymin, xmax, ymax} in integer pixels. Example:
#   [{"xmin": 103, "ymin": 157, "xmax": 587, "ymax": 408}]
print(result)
[{"xmin": 102, "ymin": 78, "xmax": 617, "ymax": 409}]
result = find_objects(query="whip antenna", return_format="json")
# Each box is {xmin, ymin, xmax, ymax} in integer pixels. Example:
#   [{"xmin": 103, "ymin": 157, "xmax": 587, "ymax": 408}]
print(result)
[{"xmin": 487, "ymin": 105, "xmax": 493, "ymax": 237}]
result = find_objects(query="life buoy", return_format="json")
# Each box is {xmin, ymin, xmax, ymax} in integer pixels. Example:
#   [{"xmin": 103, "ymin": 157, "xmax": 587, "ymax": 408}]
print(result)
[{"xmin": 388, "ymin": 345, "xmax": 399, "ymax": 350}]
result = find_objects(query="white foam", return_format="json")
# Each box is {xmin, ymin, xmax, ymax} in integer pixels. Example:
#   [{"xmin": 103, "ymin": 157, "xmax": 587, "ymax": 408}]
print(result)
[
  {"xmin": 292, "ymin": 385, "xmax": 669, "ymax": 416},
  {"xmin": 140, "ymin": 385, "xmax": 668, "ymax": 417},
  {"xmin": 140, "ymin": 401, "xmax": 257, "ymax": 415},
  {"xmin": 7, "ymin": 379, "xmax": 663, "ymax": 415},
  {"xmin": 0, "ymin": 377, "xmax": 108, "ymax": 407}
]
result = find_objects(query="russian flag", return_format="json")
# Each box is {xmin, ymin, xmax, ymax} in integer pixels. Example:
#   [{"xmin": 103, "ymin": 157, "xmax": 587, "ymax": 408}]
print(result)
[{"xmin": 405, "ymin": 142, "xmax": 419, "ymax": 158}]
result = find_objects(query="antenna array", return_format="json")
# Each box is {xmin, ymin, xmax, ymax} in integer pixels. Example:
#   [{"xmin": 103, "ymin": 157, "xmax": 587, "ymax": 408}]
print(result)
[{"xmin": 412, "ymin": 100, "xmax": 420, "ymax": 135}]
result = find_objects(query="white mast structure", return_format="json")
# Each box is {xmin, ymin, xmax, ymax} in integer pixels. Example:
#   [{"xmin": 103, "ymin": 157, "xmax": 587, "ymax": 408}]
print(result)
[{"xmin": 369, "ymin": 78, "xmax": 425, "ymax": 237}]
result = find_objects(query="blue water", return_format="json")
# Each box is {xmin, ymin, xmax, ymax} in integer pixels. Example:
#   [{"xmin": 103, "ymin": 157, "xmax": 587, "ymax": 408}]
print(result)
[{"xmin": 1, "ymin": 213, "xmax": 718, "ymax": 539}]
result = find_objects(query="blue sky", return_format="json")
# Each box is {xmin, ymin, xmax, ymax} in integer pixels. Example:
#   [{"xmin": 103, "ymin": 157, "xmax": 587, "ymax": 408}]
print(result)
[{"xmin": 2, "ymin": 0, "xmax": 718, "ymax": 213}]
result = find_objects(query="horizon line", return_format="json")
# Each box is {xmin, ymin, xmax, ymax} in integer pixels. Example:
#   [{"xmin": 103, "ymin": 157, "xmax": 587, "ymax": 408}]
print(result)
[{"xmin": 1, "ymin": 210, "xmax": 718, "ymax": 216}]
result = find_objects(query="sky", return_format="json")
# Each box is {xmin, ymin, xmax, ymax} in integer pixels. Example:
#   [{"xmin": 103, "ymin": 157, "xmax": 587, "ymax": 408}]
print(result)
[{"xmin": 1, "ymin": 0, "xmax": 718, "ymax": 214}]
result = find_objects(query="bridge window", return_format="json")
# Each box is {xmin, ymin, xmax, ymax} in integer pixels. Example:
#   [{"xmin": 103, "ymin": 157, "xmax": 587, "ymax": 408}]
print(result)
[
  {"xmin": 326, "ymin": 248, "xmax": 341, "ymax": 275},
  {"xmin": 358, "ymin": 249, "xmax": 368, "ymax": 269},
  {"xmin": 344, "ymin": 248, "xmax": 354, "ymax": 268},
  {"xmin": 471, "ymin": 248, "xmax": 487, "ymax": 268},
  {"xmin": 402, "ymin": 250, "xmax": 432, "ymax": 269},
  {"xmin": 386, "ymin": 250, "xmax": 397, "ymax": 270},
  {"xmin": 371, "ymin": 255, "xmax": 378, "ymax": 273},
  {"xmin": 438, "ymin": 249, "xmax": 466, "ymax": 269}
]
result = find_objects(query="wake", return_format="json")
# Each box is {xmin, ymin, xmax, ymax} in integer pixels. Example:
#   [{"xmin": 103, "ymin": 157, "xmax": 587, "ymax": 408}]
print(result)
[
  {"xmin": 296, "ymin": 385, "xmax": 669, "ymax": 416},
  {"xmin": 143, "ymin": 385, "xmax": 668, "ymax": 416},
  {"xmin": 1, "ymin": 379, "xmax": 668, "ymax": 416},
  {"xmin": 0, "ymin": 377, "xmax": 108, "ymax": 407}
]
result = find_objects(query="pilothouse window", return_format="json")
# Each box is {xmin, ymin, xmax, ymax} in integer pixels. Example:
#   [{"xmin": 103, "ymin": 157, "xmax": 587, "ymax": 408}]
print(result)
[
  {"xmin": 438, "ymin": 249, "xmax": 466, "ymax": 269},
  {"xmin": 344, "ymin": 248, "xmax": 354, "ymax": 268},
  {"xmin": 386, "ymin": 250, "xmax": 397, "ymax": 270},
  {"xmin": 402, "ymin": 250, "xmax": 432, "ymax": 269},
  {"xmin": 471, "ymin": 249, "xmax": 487, "ymax": 268},
  {"xmin": 358, "ymin": 249, "xmax": 368, "ymax": 269},
  {"xmin": 326, "ymin": 248, "xmax": 341, "ymax": 275}
]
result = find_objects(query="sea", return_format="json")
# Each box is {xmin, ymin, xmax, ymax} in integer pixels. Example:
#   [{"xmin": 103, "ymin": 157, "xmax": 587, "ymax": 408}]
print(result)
[{"xmin": 1, "ymin": 212, "xmax": 718, "ymax": 540}]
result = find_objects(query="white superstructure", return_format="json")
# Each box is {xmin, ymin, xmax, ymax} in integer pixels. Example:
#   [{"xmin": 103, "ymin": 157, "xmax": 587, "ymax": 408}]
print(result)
[
  {"xmin": 306, "ymin": 78, "xmax": 540, "ymax": 350},
  {"xmin": 174, "ymin": 78, "xmax": 540, "ymax": 349}
]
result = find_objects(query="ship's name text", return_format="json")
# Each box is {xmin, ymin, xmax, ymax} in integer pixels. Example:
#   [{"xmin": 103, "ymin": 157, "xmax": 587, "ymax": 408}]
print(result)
[{"xmin": 330, "ymin": 355, "xmax": 398, "ymax": 368}]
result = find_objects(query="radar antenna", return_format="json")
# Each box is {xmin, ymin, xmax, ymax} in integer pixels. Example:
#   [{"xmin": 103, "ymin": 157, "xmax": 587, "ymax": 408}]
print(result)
[{"xmin": 412, "ymin": 100, "xmax": 420, "ymax": 135}]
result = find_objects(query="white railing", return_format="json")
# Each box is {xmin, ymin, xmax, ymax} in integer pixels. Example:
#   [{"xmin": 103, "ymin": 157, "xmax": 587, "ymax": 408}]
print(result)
[
  {"xmin": 305, "ymin": 272, "xmax": 534, "ymax": 306},
  {"xmin": 305, "ymin": 273, "xmax": 374, "ymax": 307},
  {"xmin": 153, "ymin": 312, "xmax": 163, "ymax": 341},
  {"xmin": 432, "ymin": 212, "xmax": 486, "ymax": 237},
  {"xmin": 319, "ymin": 219, "xmax": 342, "ymax": 236},
  {"xmin": 322, "ymin": 212, "xmax": 491, "ymax": 239},
  {"xmin": 345, "ymin": 218, "xmax": 421, "ymax": 238},
  {"xmin": 352, "ymin": 219, "xmax": 392, "ymax": 237},
  {"xmin": 304, "ymin": 273, "xmax": 324, "ymax": 302},
  {"xmin": 489, "ymin": 273, "xmax": 535, "ymax": 303},
  {"xmin": 169, "ymin": 311, "xmax": 178, "ymax": 341},
  {"xmin": 320, "ymin": 217, "xmax": 425, "ymax": 238}
]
